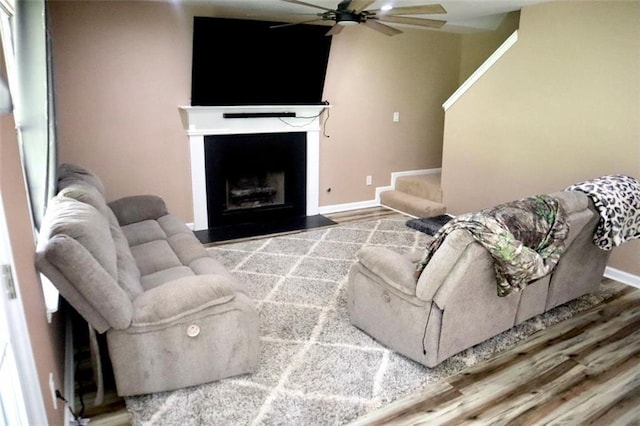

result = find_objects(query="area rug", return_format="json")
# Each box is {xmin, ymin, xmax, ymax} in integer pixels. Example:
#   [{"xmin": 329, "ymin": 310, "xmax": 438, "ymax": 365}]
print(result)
[{"xmin": 125, "ymin": 214, "xmax": 616, "ymax": 425}]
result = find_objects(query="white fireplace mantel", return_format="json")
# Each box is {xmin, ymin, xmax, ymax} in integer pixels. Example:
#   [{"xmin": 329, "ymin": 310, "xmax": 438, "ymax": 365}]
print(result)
[{"xmin": 178, "ymin": 105, "xmax": 329, "ymax": 230}]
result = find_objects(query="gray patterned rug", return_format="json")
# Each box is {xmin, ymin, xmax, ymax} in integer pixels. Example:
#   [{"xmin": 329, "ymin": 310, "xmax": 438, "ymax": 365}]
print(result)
[{"xmin": 125, "ymin": 214, "xmax": 615, "ymax": 425}]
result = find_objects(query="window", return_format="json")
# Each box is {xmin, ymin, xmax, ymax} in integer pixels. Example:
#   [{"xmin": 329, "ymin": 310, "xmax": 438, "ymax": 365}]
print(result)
[{"xmin": 1, "ymin": 0, "xmax": 59, "ymax": 317}]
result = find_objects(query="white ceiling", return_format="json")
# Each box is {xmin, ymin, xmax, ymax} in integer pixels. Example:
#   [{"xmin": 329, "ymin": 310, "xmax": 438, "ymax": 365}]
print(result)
[{"xmin": 181, "ymin": 0, "xmax": 554, "ymax": 32}]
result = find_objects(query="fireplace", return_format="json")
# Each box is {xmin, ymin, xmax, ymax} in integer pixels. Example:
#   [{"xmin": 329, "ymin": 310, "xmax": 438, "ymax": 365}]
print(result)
[
  {"xmin": 178, "ymin": 105, "xmax": 335, "ymax": 242},
  {"xmin": 205, "ymin": 132, "xmax": 307, "ymax": 227},
  {"xmin": 226, "ymin": 172, "xmax": 283, "ymax": 211}
]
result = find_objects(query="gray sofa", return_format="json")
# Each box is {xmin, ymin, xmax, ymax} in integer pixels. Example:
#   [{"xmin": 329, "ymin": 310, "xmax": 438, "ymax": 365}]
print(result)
[
  {"xmin": 348, "ymin": 190, "xmax": 611, "ymax": 368},
  {"xmin": 36, "ymin": 164, "xmax": 259, "ymax": 396}
]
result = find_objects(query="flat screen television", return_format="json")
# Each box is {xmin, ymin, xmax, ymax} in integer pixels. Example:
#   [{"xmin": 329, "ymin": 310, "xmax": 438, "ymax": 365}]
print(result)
[{"xmin": 191, "ymin": 17, "xmax": 333, "ymax": 106}]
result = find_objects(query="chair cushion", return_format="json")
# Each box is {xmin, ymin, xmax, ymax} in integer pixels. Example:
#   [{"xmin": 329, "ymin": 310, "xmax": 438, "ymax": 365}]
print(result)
[
  {"xmin": 130, "ymin": 240, "xmax": 182, "ymax": 276},
  {"xmin": 37, "ymin": 196, "xmax": 133, "ymax": 330},
  {"xmin": 141, "ymin": 266, "xmax": 195, "ymax": 291},
  {"xmin": 132, "ymin": 275, "xmax": 236, "ymax": 325},
  {"xmin": 40, "ymin": 196, "xmax": 117, "ymax": 279},
  {"xmin": 58, "ymin": 181, "xmax": 110, "ymax": 217},
  {"xmin": 110, "ymin": 221, "xmax": 143, "ymax": 299},
  {"xmin": 56, "ymin": 183, "xmax": 144, "ymax": 299},
  {"xmin": 58, "ymin": 163, "xmax": 106, "ymax": 195},
  {"xmin": 121, "ymin": 220, "xmax": 167, "ymax": 247},
  {"xmin": 356, "ymin": 247, "xmax": 418, "ymax": 296}
]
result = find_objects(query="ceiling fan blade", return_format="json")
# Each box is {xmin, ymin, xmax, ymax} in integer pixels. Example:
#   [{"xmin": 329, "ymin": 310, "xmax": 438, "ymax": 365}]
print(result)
[
  {"xmin": 346, "ymin": 0, "xmax": 375, "ymax": 13},
  {"xmin": 363, "ymin": 20, "xmax": 402, "ymax": 36},
  {"xmin": 270, "ymin": 18, "xmax": 329, "ymax": 29},
  {"xmin": 369, "ymin": 4, "xmax": 447, "ymax": 15},
  {"xmin": 281, "ymin": 0, "xmax": 336, "ymax": 13},
  {"xmin": 325, "ymin": 24, "xmax": 344, "ymax": 36},
  {"xmin": 377, "ymin": 15, "xmax": 446, "ymax": 29},
  {"xmin": 248, "ymin": 12, "xmax": 322, "ymax": 22}
]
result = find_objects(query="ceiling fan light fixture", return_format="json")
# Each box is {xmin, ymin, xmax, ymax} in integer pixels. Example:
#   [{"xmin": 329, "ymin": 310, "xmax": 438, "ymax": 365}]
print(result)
[
  {"xmin": 279, "ymin": 1, "xmax": 447, "ymax": 36},
  {"xmin": 335, "ymin": 12, "xmax": 361, "ymax": 26}
]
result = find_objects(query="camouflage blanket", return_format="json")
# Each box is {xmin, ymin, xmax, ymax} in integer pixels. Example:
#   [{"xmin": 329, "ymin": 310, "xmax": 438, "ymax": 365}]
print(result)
[{"xmin": 415, "ymin": 195, "xmax": 569, "ymax": 297}]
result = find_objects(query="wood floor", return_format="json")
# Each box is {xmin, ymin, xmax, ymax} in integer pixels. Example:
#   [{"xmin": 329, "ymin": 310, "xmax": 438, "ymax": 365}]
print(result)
[
  {"xmin": 352, "ymin": 278, "xmax": 640, "ymax": 426},
  {"xmin": 74, "ymin": 208, "xmax": 640, "ymax": 426}
]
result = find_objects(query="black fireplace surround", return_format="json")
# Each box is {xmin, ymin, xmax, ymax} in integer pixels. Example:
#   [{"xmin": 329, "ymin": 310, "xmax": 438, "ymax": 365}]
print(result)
[
  {"xmin": 206, "ymin": 131, "xmax": 307, "ymax": 226},
  {"xmin": 194, "ymin": 132, "xmax": 336, "ymax": 243}
]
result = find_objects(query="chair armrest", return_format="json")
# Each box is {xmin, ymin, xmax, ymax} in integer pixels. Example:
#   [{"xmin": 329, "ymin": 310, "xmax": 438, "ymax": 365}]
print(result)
[
  {"xmin": 131, "ymin": 275, "xmax": 237, "ymax": 326},
  {"xmin": 356, "ymin": 247, "xmax": 418, "ymax": 296},
  {"xmin": 108, "ymin": 195, "xmax": 169, "ymax": 226}
]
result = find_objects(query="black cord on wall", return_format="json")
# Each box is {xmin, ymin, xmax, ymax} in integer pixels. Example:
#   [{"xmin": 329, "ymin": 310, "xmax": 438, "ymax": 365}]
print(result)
[{"xmin": 55, "ymin": 358, "xmax": 86, "ymax": 422}]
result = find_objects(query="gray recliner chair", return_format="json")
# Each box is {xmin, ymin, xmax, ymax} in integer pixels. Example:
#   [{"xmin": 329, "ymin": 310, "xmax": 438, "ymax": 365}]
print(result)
[
  {"xmin": 347, "ymin": 190, "xmax": 611, "ymax": 368},
  {"xmin": 36, "ymin": 164, "xmax": 259, "ymax": 396}
]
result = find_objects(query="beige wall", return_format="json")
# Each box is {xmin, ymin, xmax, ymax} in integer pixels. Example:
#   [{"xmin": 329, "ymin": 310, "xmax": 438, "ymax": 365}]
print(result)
[
  {"xmin": 459, "ymin": 11, "xmax": 520, "ymax": 84},
  {"xmin": 49, "ymin": 1, "xmax": 194, "ymax": 220},
  {"xmin": 441, "ymin": 1, "xmax": 640, "ymax": 274},
  {"xmin": 1, "ymin": 114, "xmax": 65, "ymax": 424},
  {"xmin": 320, "ymin": 26, "xmax": 460, "ymax": 205},
  {"xmin": 48, "ymin": 1, "xmax": 461, "ymax": 218}
]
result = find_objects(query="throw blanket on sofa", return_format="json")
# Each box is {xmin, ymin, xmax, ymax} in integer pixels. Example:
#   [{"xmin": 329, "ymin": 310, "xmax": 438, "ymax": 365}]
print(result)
[
  {"xmin": 416, "ymin": 195, "xmax": 569, "ymax": 297},
  {"xmin": 565, "ymin": 174, "xmax": 640, "ymax": 250}
]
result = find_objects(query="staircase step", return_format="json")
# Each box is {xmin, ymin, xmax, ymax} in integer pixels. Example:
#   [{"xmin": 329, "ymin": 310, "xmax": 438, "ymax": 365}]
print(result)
[
  {"xmin": 380, "ymin": 190, "xmax": 446, "ymax": 219},
  {"xmin": 395, "ymin": 173, "xmax": 443, "ymax": 202}
]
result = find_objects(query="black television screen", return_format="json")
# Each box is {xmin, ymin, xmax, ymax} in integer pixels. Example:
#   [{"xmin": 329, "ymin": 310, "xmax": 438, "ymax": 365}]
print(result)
[{"xmin": 191, "ymin": 17, "xmax": 333, "ymax": 106}]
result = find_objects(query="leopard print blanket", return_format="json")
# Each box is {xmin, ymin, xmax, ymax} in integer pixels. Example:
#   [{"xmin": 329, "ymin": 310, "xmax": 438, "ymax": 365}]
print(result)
[
  {"xmin": 566, "ymin": 174, "xmax": 640, "ymax": 250},
  {"xmin": 415, "ymin": 194, "xmax": 568, "ymax": 297}
]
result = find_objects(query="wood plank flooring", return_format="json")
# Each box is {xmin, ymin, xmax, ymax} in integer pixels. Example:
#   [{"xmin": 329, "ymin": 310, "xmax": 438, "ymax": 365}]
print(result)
[
  {"xmin": 350, "ymin": 279, "xmax": 640, "ymax": 426},
  {"xmin": 74, "ymin": 208, "xmax": 640, "ymax": 426},
  {"xmin": 326, "ymin": 206, "xmax": 401, "ymax": 224}
]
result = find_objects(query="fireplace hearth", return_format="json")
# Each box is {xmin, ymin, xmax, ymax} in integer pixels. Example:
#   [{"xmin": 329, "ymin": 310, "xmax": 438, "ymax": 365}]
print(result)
[{"xmin": 193, "ymin": 214, "xmax": 336, "ymax": 244}]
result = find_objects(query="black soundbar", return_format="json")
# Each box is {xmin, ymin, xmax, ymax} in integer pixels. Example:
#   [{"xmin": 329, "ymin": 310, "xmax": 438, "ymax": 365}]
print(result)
[{"xmin": 223, "ymin": 112, "xmax": 296, "ymax": 119}]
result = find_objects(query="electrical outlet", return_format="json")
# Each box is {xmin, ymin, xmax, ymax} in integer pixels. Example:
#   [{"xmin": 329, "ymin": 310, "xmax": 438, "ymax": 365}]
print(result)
[
  {"xmin": 49, "ymin": 373, "xmax": 58, "ymax": 410},
  {"xmin": 366, "ymin": 175, "xmax": 372, "ymax": 186},
  {"xmin": 393, "ymin": 111, "xmax": 399, "ymax": 122}
]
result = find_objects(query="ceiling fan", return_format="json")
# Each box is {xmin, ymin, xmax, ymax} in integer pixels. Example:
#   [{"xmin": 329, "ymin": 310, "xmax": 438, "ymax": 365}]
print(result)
[{"xmin": 275, "ymin": 0, "xmax": 447, "ymax": 36}]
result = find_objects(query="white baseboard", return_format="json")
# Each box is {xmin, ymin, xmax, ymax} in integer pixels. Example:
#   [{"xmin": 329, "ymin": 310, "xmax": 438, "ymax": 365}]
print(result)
[
  {"xmin": 320, "ymin": 167, "xmax": 442, "ymax": 215},
  {"xmin": 318, "ymin": 199, "xmax": 379, "ymax": 215},
  {"xmin": 389, "ymin": 167, "xmax": 441, "ymax": 187},
  {"xmin": 382, "ymin": 167, "xmax": 442, "ymax": 204},
  {"xmin": 374, "ymin": 185, "xmax": 394, "ymax": 204},
  {"xmin": 604, "ymin": 267, "xmax": 640, "ymax": 289}
]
